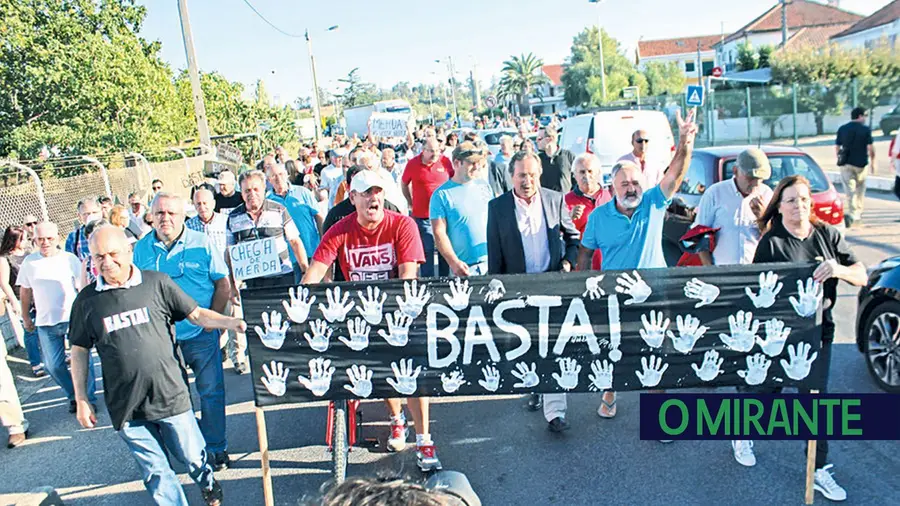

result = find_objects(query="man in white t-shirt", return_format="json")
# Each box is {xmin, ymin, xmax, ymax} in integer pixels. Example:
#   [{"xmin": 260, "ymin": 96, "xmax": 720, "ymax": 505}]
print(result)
[
  {"xmin": 693, "ymin": 148, "xmax": 773, "ymax": 267},
  {"xmin": 320, "ymin": 148, "xmax": 349, "ymax": 209},
  {"xmin": 17, "ymin": 222, "xmax": 97, "ymax": 413}
]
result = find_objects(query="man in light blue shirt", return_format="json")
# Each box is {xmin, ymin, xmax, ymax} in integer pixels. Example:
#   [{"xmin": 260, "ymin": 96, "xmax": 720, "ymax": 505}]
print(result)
[
  {"xmin": 431, "ymin": 141, "xmax": 494, "ymax": 276},
  {"xmin": 132, "ymin": 192, "xmax": 233, "ymax": 470},
  {"xmin": 265, "ymin": 163, "xmax": 323, "ymax": 282},
  {"xmin": 575, "ymin": 110, "xmax": 698, "ymax": 422}
]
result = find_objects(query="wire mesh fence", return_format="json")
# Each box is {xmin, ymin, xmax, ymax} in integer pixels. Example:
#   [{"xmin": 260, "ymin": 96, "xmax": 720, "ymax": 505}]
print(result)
[{"xmin": 0, "ymin": 150, "xmax": 212, "ymax": 238}]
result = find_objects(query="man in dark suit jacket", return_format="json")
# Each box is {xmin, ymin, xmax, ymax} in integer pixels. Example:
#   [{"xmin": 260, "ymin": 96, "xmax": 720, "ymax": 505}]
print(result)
[{"xmin": 486, "ymin": 151, "xmax": 580, "ymax": 433}]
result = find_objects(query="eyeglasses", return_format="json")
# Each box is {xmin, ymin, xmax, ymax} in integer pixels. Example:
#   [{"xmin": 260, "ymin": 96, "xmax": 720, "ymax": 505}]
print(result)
[
  {"xmin": 24, "ymin": 222, "xmax": 37, "ymax": 227},
  {"xmin": 152, "ymin": 185, "xmax": 162, "ymax": 191},
  {"xmin": 635, "ymin": 138, "xmax": 650, "ymax": 144}
]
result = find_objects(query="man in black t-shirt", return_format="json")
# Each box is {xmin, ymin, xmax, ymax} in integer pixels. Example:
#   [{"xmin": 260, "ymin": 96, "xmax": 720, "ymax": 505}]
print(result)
[
  {"xmin": 835, "ymin": 107, "xmax": 875, "ymax": 227},
  {"xmin": 214, "ymin": 170, "xmax": 243, "ymax": 214},
  {"xmin": 69, "ymin": 226, "xmax": 245, "ymax": 506},
  {"xmin": 537, "ymin": 126, "xmax": 575, "ymax": 193}
]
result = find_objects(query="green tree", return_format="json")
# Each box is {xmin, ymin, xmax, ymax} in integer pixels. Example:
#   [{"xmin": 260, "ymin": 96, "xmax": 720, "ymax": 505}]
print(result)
[
  {"xmin": 757, "ymin": 45, "xmax": 773, "ymax": 69},
  {"xmin": 736, "ymin": 42, "xmax": 758, "ymax": 71},
  {"xmin": 642, "ymin": 61, "xmax": 685, "ymax": 97},
  {"xmin": 338, "ymin": 68, "xmax": 378, "ymax": 108},
  {"xmin": 561, "ymin": 27, "xmax": 645, "ymax": 107},
  {"xmin": 498, "ymin": 53, "xmax": 548, "ymax": 115}
]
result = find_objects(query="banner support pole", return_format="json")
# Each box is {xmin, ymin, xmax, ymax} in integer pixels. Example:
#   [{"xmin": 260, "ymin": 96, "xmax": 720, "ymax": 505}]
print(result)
[
  {"xmin": 256, "ymin": 407, "xmax": 275, "ymax": 506},
  {"xmin": 804, "ymin": 388, "xmax": 819, "ymax": 505}
]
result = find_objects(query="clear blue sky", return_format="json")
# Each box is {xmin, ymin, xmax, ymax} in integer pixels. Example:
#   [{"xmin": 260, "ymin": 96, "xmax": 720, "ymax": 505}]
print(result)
[{"xmin": 141, "ymin": 0, "xmax": 890, "ymax": 104}]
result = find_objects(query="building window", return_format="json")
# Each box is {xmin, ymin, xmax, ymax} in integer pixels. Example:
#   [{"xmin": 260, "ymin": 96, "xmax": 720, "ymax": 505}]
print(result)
[
  {"xmin": 702, "ymin": 61, "xmax": 715, "ymax": 76},
  {"xmin": 685, "ymin": 61, "xmax": 696, "ymax": 72}
]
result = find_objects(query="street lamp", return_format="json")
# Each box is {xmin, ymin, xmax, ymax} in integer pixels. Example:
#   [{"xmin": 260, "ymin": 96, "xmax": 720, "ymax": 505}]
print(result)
[
  {"xmin": 435, "ymin": 58, "xmax": 460, "ymax": 127},
  {"xmin": 306, "ymin": 24, "xmax": 338, "ymax": 141},
  {"xmin": 588, "ymin": 0, "xmax": 608, "ymax": 103}
]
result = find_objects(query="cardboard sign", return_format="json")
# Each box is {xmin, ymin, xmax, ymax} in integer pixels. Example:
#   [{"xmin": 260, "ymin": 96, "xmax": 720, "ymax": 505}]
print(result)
[
  {"xmin": 229, "ymin": 237, "xmax": 281, "ymax": 281},
  {"xmin": 370, "ymin": 113, "xmax": 409, "ymax": 138},
  {"xmin": 204, "ymin": 160, "xmax": 240, "ymax": 178},
  {"xmin": 242, "ymin": 263, "xmax": 825, "ymax": 406},
  {"xmin": 216, "ymin": 143, "xmax": 243, "ymax": 165}
]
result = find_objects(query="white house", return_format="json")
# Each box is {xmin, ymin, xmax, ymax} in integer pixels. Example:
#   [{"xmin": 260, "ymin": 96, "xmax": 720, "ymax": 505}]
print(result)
[
  {"xmin": 714, "ymin": 0, "xmax": 862, "ymax": 72},
  {"xmin": 528, "ymin": 64, "xmax": 567, "ymax": 116},
  {"xmin": 637, "ymin": 35, "xmax": 721, "ymax": 87},
  {"xmin": 830, "ymin": 0, "xmax": 900, "ymax": 49}
]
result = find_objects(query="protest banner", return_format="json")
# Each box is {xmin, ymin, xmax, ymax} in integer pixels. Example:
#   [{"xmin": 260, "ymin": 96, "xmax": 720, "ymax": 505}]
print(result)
[
  {"xmin": 203, "ymin": 159, "xmax": 240, "ymax": 178},
  {"xmin": 229, "ymin": 237, "xmax": 281, "ymax": 281},
  {"xmin": 369, "ymin": 113, "xmax": 410, "ymax": 138},
  {"xmin": 216, "ymin": 142, "xmax": 243, "ymax": 165},
  {"xmin": 241, "ymin": 263, "xmax": 825, "ymax": 503}
]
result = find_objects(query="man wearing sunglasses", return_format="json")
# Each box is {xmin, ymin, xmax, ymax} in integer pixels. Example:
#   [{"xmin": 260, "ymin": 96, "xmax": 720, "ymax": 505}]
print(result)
[
  {"xmin": 132, "ymin": 193, "xmax": 234, "ymax": 471},
  {"xmin": 618, "ymin": 129, "xmax": 665, "ymax": 186},
  {"xmin": 21, "ymin": 215, "xmax": 38, "ymax": 252}
]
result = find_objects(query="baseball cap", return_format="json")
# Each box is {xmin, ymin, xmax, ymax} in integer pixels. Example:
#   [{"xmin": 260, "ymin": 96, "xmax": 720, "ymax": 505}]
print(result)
[
  {"xmin": 349, "ymin": 169, "xmax": 385, "ymax": 194},
  {"xmin": 217, "ymin": 170, "xmax": 236, "ymax": 184},
  {"xmin": 737, "ymin": 148, "xmax": 771, "ymax": 179},
  {"xmin": 332, "ymin": 147, "xmax": 349, "ymax": 157},
  {"xmin": 452, "ymin": 140, "xmax": 487, "ymax": 162}
]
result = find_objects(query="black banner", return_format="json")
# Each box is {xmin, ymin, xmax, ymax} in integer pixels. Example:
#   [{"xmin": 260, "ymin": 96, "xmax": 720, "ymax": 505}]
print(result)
[{"xmin": 243, "ymin": 263, "xmax": 825, "ymax": 406}]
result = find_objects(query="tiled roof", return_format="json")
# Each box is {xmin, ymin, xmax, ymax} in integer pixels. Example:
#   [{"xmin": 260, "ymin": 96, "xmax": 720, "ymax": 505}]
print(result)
[
  {"xmin": 832, "ymin": 0, "xmax": 900, "ymax": 39},
  {"xmin": 778, "ymin": 23, "xmax": 855, "ymax": 51},
  {"xmin": 638, "ymin": 35, "xmax": 722, "ymax": 58},
  {"xmin": 542, "ymin": 64, "xmax": 563, "ymax": 86},
  {"xmin": 720, "ymin": 0, "xmax": 864, "ymax": 45}
]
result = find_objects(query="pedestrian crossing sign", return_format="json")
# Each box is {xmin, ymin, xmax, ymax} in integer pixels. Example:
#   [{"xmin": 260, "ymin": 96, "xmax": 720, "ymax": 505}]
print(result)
[{"xmin": 686, "ymin": 85, "xmax": 704, "ymax": 107}]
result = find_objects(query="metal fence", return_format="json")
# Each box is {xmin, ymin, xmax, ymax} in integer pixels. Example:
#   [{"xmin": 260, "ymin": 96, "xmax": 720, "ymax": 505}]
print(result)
[{"xmin": 0, "ymin": 149, "xmax": 212, "ymax": 238}]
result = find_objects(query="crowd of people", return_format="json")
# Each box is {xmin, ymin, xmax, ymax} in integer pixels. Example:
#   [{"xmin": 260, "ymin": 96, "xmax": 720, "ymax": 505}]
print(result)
[{"xmin": 0, "ymin": 107, "xmax": 869, "ymax": 505}]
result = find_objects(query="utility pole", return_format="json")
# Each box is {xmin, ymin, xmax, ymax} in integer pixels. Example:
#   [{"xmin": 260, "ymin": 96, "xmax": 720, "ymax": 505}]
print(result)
[
  {"xmin": 428, "ymin": 86, "xmax": 436, "ymax": 125},
  {"xmin": 781, "ymin": 0, "xmax": 788, "ymax": 48},
  {"xmin": 305, "ymin": 30, "xmax": 323, "ymax": 141},
  {"xmin": 590, "ymin": 0, "xmax": 608, "ymax": 103},
  {"xmin": 697, "ymin": 41, "xmax": 703, "ymax": 86},
  {"xmin": 177, "ymin": 0, "xmax": 211, "ymax": 148},
  {"xmin": 447, "ymin": 57, "xmax": 460, "ymax": 126}
]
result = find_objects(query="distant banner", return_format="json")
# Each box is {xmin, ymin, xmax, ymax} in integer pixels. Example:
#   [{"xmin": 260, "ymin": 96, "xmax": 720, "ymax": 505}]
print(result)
[
  {"xmin": 369, "ymin": 113, "xmax": 409, "ymax": 138},
  {"xmin": 204, "ymin": 160, "xmax": 240, "ymax": 177},
  {"xmin": 243, "ymin": 263, "xmax": 825, "ymax": 406},
  {"xmin": 216, "ymin": 143, "xmax": 243, "ymax": 165}
]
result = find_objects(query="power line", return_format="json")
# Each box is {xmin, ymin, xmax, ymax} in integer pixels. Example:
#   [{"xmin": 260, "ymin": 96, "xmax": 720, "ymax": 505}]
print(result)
[{"xmin": 238, "ymin": 0, "xmax": 304, "ymax": 38}]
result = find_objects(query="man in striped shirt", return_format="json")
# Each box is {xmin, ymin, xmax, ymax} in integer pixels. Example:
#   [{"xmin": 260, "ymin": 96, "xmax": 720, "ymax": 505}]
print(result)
[{"xmin": 186, "ymin": 188, "xmax": 228, "ymax": 254}]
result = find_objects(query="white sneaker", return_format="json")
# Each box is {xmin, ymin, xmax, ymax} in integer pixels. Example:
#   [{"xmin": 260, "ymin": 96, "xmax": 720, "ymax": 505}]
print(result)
[
  {"xmin": 814, "ymin": 464, "xmax": 847, "ymax": 502},
  {"xmin": 731, "ymin": 440, "xmax": 756, "ymax": 467},
  {"xmin": 386, "ymin": 419, "xmax": 408, "ymax": 452}
]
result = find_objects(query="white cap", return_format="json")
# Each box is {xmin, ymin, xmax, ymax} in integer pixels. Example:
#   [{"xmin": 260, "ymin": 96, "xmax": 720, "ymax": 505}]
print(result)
[{"xmin": 350, "ymin": 170, "xmax": 385, "ymax": 194}]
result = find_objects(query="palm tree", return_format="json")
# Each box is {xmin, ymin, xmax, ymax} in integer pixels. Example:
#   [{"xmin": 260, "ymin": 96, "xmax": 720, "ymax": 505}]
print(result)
[{"xmin": 498, "ymin": 53, "xmax": 549, "ymax": 116}]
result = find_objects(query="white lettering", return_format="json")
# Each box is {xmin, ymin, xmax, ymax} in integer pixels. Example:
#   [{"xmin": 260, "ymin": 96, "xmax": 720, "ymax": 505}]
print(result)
[
  {"xmin": 526, "ymin": 296, "xmax": 563, "ymax": 358},
  {"xmin": 493, "ymin": 299, "xmax": 531, "ymax": 361},
  {"xmin": 554, "ymin": 298, "xmax": 600, "ymax": 355},
  {"xmin": 462, "ymin": 306, "xmax": 500, "ymax": 365},
  {"xmin": 427, "ymin": 304, "xmax": 461, "ymax": 368}
]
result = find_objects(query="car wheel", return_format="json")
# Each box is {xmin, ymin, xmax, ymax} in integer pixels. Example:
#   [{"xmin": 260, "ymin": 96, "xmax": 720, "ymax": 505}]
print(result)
[{"xmin": 861, "ymin": 299, "xmax": 900, "ymax": 393}]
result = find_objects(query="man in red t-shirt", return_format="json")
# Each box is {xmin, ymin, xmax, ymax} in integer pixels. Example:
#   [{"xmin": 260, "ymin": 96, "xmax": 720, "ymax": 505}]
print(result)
[
  {"xmin": 564, "ymin": 154, "xmax": 612, "ymax": 270},
  {"xmin": 401, "ymin": 137, "xmax": 453, "ymax": 278},
  {"xmin": 302, "ymin": 170, "xmax": 442, "ymax": 472}
]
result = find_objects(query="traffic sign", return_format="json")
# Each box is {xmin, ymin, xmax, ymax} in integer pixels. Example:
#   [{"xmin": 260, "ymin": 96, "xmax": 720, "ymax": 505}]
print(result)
[
  {"xmin": 712, "ymin": 66, "xmax": 723, "ymax": 78},
  {"xmin": 685, "ymin": 85, "xmax": 705, "ymax": 107},
  {"xmin": 622, "ymin": 86, "xmax": 639, "ymax": 100},
  {"xmin": 485, "ymin": 95, "xmax": 497, "ymax": 108}
]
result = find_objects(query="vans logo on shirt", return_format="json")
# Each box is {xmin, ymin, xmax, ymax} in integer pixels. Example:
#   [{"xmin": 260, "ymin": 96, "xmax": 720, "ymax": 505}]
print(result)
[
  {"xmin": 103, "ymin": 308, "xmax": 151, "ymax": 333},
  {"xmin": 345, "ymin": 244, "xmax": 395, "ymax": 281}
]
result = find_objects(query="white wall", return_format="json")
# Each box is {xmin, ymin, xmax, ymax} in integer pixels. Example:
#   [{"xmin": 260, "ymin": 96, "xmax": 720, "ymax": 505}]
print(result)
[
  {"xmin": 706, "ymin": 105, "xmax": 893, "ymax": 143},
  {"xmin": 718, "ymin": 30, "xmax": 797, "ymax": 70},
  {"xmin": 832, "ymin": 20, "xmax": 900, "ymax": 49}
]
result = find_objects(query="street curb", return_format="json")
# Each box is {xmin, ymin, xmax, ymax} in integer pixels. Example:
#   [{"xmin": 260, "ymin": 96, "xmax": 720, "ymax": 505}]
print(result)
[
  {"xmin": 825, "ymin": 171, "xmax": 894, "ymax": 193},
  {"xmin": 13, "ymin": 487, "xmax": 64, "ymax": 506}
]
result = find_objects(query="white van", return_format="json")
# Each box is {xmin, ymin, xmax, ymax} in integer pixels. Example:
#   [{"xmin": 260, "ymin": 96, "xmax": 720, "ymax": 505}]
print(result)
[{"xmin": 559, "ymin": 110, "xmax": 675, "ymax": 186}]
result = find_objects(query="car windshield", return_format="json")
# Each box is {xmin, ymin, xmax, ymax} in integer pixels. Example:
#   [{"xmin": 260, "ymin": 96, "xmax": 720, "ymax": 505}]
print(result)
[
  {"xmin": 482, "ymin": 132, "xmax": 515, "ymax": 145},
  {"xmin": 723, "ymin": 154, "xmax": 830, "ymax": 193}
]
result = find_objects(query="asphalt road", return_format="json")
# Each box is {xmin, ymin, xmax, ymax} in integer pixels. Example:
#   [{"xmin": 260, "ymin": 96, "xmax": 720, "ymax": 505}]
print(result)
[{"xmin": 3, "ymin": 192, "xmax": 900, "ymax": 506}]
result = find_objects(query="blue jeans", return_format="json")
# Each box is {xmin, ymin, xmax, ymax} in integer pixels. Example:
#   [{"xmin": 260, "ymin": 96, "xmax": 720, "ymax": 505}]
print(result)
[
  {"xmin": 414, "ymin": 217, "xmax": 449, "ymax": 278},
  {"xmin": 178, "ymin": 329, "xmax": 227, "ymax": 453},
  {"xmin": 23, "ymin": 309, "xmax": 41, "ymax": 367},
  {"xmin": 37, "ymin": 322, "xmax": 96, "ymax": 403},
  {"xmin": 119, "ymin": 409, "xmax": 217, "ymax": 506}
]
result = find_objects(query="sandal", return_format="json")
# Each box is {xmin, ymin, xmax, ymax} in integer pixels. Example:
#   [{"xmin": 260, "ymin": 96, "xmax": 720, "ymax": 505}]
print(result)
[
  {"xmin": 597, "ymin": 392, "xmax": 617, "ymax": 418},
  {"xmin": 32, "ymin": 366, "xmax": 46, "ymax": 378}
]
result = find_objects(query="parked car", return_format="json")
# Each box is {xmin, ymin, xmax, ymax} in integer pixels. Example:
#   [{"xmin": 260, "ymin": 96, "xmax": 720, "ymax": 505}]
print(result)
[
  {"xmin": 662, "ymin": 145, "xmax": 845, "ymax": 263},
  {"xmin": 559, "ymin": 110, "xmax": 674, "ymax": 186},
  {"xmin": 855, "ymin": 255, "xmax": 900, "ymax": 392},
  {"xmin": 879, "ymin": 104, "xmax": 900, "ymax": 135},
  {"xmin": 476, "ymin": 128, "xmax": 518, "ymax": 157}
]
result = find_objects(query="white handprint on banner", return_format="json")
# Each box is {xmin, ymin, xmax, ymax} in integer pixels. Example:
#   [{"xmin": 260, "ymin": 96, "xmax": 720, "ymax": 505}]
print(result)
[
  {"xmin": 691, "ymin": 350, "xmax": 724, "ymax": 382},
  {"xmin": 639, "ymin": 310, "xmax": 670, "ymax": 349},
  {"xmin": 635, "ymin": 355, "xmax": 669, "ymax": 388},
  {"xmin": 386, "ymin": 358, "xmax": 422, "ymax": 395},
  {"xmin": 718, "ymin": 310, "xmax": 760, "ymax": 353},
  {"xmin": 478, "ymin": 365, "xmax": 500, "ymax": 392},
  {"xmin": 282, "ymin": 287, "xmax": 316, "ymax": 324},
  {"xmin": 378, "ymin": 311, "xmax": 413, "ymax": 347},
  {"xmin": 511, "ymin": 362, "xmax": 539, "ymax": 389},
  {"xmin": 757, "ymin": 318, "xmax": 791, "ymax": 357},
  {"xmin": 745, "ymin": 271, "xmax": 783, "ymax": 309},
  {"xmin": 343, "ymin": 364, "xmax": 373, "ymax": 398},
  {"xmin": 683, "ymin": 278, "xmax": 720, "ymax": 308},
  {"xmin": 356, "ymin": 286, "xmax": 387, "ymax": 325},
  {"xmin": 482, "ymin": 279, "xmax": 506, "ymax": 304},
  {"xmin": 737, "ymin": 353, "xmax": 771, "ymax": 386},
  {"xmin": 303, "ymin": 319, "xmax": 333, "ymax": 353},
  {"xmin": 297, "ymin": 358, "xmax": 335, "ymax": 397},
  {"xmin": 615, "ymin": 271, "xmax": 652, "ymax": 305},
  {"xmin": 440, "ymin": 370, "xmax": 466, "ymax": 393},
  {"xmin": 396, "ymin": 280, "xmax": 431, "ymax": 319},
  {"xmin": 790, "ymin": 278, "xmax": 822, "ymax": 318},
  {"xmin": 443, "ymin": 278, "xmax": 473, "ymax": 311},
  {"xmin": 552, "ymin": 358, "xmax": 581, "ymax": 390},
  {"xmin": 254, "ymin": 311, "xmax": 289, "ymax": 350},
  {"xmin": 319, "ymin": 286, "xmax": 356, "ymax": 323},
  {"xmin": 261, "ymin": 361, "xmax": 289, "ymax": 396},
  {"xmin": 583, "ymin": 275, "xmax": 606, "ymax": 300},
  {"xmin": 338, "ymin": 317, "xmax": 370, "ymax": 351},
  {"xmin": 780, "ymin": 342, "xmax": 818, "ymax": 381},
  {"xmin": 667, "ymin": 314, "xmax": 708, "ymax": 354},
  {"xmin": 588, "ymin": 360, "xmax": 614, "ymax": 391}
]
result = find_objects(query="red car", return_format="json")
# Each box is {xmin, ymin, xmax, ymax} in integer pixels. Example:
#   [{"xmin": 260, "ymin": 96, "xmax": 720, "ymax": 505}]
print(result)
[{"xmin": 663, "ymin": 145, "xmax": 844, "ymax": 262}]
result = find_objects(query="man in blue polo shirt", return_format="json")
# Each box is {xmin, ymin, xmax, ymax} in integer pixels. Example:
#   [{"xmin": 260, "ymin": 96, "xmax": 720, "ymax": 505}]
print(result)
[
  {"xmin": 576, "ymin": 109, "xmax": 698, "ymax": 422},
  {"xmin": 133, "ymin": 192, "xmax": 233, "ymax": 471},
  {"xmin": 265, "ymin": 162, "xmax": 323, "ymax": 283}
]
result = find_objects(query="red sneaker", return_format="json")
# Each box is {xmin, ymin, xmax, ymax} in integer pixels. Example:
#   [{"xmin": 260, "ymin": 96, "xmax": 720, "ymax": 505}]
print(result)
[
  {"xmin": 416, "ymin": 444, "xmax": 442, "ymax": 472},
  {"xmin": 387, "ymin": 420, "xmax": 408, "ymax": 452}
]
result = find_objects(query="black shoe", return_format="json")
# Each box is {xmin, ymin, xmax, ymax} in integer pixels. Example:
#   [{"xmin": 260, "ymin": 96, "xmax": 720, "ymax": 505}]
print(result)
[
  {"xmin": 844, "ymin": 215, "xmax": 854, "ymax": 228},
  {"xmin": 547, "ymin": 417, "xmax": 569, "ymax": 433},
  {"xmin": 201, "ymin": 480, "xmax": 223, "ymax": 506},
  {"xmin": 7, "ymin": 431, "xmax": 27, "ymax": 448},
  {"xmin": 69, "ymin": 400, "xmax": 77, "ymax": 413},
  {"xmin": 526, "ymin": 393, "xmax": 542, "ymax": 411},
  {"xmin": 213, "ymin": 451, "xmax": 231, "ymax": 471},
  {"xmin": 234, "ymin": 362, "xmax": 249, "ymax": 375}
]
